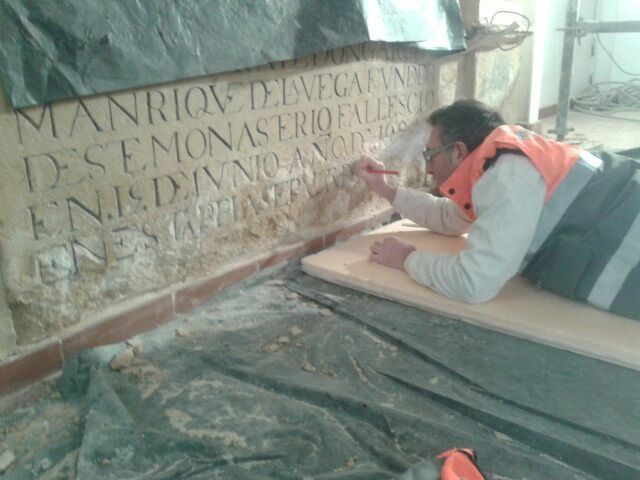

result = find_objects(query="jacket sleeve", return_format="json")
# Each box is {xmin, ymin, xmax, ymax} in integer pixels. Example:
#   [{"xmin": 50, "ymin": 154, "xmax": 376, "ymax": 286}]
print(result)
[
  {"xmin": 403, "ymin": 154, "xmax": 546, "ymax": 303},
  {"xmin": 392, "ymin": 186, "xmax": 472, "ymax": 236}
]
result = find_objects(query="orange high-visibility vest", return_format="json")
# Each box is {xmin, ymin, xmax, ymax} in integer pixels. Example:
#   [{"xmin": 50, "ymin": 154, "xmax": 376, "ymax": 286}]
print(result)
[
  {"xmin": 439, "ymin": 126, "xmax": 580, "ymax": 220},
  {"xmin": 438, "ymin": 448, "xmax": 486, "ymax": 480}
]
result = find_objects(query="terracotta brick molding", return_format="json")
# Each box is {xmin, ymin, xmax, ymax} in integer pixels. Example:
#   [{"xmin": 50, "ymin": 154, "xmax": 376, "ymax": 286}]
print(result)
[
  {"xmin": 175, "ymin": 262, "xmax": 259, "ymax": 314},
  {"xmin": 62, "ymin": 295, "xmax": 175, "ymax": 358},
  {"xmin": 0, "ymin": 339, "xmax": 63, "ymax": 395}
]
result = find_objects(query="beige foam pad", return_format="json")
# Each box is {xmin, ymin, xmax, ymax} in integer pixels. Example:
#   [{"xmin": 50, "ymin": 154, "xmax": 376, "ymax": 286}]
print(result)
[{"xmin": 302, "ymin": 220, "xmax": 640, "ymax": 371}]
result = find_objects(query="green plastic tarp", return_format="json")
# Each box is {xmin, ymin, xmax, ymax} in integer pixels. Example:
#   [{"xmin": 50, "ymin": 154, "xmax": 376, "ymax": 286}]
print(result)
[
  {"xmin": 3, "ymin": 265, "xmax": 640, "ymax": 478},
  {"xmin": 0, "ymin": 0, "xmax": 465, "ymax": 108}
]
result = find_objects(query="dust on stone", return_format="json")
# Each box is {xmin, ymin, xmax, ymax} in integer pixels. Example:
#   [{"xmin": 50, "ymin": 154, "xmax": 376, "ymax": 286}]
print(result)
[
  {"xmin": 0, "ymin": 401, "xmax": 80, "ymax": 476},
  {"xmin": 301, "ymin": 359, "xmax": 316, "ymax": 372},
  {"xmin": 125, "ymin": 338, "xmax": 143, "ymax": 355},
  {"xmin": 261, "ymin": 342, "xmax": 282, "ymax": 353},
  {"xmin": 349, "ymin": 353, "xmax": 369, "ymax": 383},
  {"xmin": 110, "ymin": 347, "xmax": 137, "ymax": 371},
  {"xmin": 175, "ymin": 327, "xmax": 191, "ymax": 337},
  {"xmin": 0, "ymin": 450, "xmax": 16, "ymax": 474},
  {"xmin": 39, "ymin": 449, "xmax": 79, "ymax": 480},
  {"xmin": 118, "ymin": 359, "xmax": 168, "ymax": 400},
  {"xmin": 289, "ymin": 325, "xmax": 303, "ymax": 336},
  {"xmin": 165, "ymin": 408, "xmax": 247, "ymax": 448},
  {"xmin": 262, "ymin": 333, "xmax": 297, "ymax": 352}
]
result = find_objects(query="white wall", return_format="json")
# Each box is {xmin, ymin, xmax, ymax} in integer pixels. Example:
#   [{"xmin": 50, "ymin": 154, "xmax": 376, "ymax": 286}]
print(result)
[
  {"xmin": 592, "ymin": 0, "xmax": 640, "ymax": 83},
  {"xmin": 538, "ymin": 0, "xmax": 569, "ymax": 109},
  {"xmin": 536, "ymin": 0, "xmax": 640, "ymax": 112}
]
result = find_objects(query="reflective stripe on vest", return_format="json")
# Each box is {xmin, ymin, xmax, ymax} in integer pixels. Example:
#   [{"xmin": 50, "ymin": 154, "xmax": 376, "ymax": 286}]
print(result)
[
  {"xmin": 588, "ymin": 201, "xmax": 640, "ymax": 310},
  {"xmin": 440, "ymin": 126, "xmax": 580, "ymax": 221},
  {"xmin": 520, "ymin": 150, "xmax": 604, "ymax": 271}
]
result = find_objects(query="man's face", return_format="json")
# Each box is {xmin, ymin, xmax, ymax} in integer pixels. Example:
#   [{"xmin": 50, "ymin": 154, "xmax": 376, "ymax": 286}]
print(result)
[{"xmin": 424, "ymin": 128, "xmax": 464, "ymax": 186}]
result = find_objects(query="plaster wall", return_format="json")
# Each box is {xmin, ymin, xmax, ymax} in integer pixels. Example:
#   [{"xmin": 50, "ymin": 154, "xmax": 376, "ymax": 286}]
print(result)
[
  {"xmin": 592, "ymin": 0, "xmax": 640, "ymax": 83},
  {"xmin": 0, "ymin": 43, "xmax": 440, "ymax": 345}
]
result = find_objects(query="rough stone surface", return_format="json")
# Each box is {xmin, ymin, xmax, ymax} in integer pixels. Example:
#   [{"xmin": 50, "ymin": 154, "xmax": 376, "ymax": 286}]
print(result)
[
  {"xmin": 0, "ymin": 43, "xmax": 442, "ymax": 344},
  {"xmin": 475, "ymin": 48, "xmax": 520, "ymax": 110},
  {"xmin": 0, "ymin": 449, "xmax": 16, "ymax": 473},
  {"xmin": 109, "ymin": 347, "xmax": 137, "ymax": 371},
  {"xmin": 438, "ymin": 59, "xmax": 459, "ymax": 106},
  {"xmin": 0, "ymin": 273, "xmax": 16, "ymax": 359}
]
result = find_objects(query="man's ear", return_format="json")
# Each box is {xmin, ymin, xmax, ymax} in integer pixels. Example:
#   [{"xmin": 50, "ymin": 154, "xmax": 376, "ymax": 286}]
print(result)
[{"xmin": 452, "ymin": 141, "xmax": 469, "ymax": 164}]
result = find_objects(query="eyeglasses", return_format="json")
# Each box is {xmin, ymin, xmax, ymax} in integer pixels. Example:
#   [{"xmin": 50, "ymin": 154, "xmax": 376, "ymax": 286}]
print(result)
[{"xmin": 422, "ymin": 143, "xmax": 455, "ymax": 163}]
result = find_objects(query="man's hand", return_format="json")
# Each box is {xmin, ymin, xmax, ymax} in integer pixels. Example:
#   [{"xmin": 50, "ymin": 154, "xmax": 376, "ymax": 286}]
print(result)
[
  {"xmin": 355, "ymin": 156, "xmax": 397, "ymax": 203},
  {"xmin": 369, "ymin": 237, "xmax": 416, "ymax": 270}
]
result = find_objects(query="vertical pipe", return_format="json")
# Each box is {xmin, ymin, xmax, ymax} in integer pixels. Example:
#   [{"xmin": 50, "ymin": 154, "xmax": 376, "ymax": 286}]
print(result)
[{"xmin": 553, "ymin": 0, "xmax": 580, "ymax": 141}]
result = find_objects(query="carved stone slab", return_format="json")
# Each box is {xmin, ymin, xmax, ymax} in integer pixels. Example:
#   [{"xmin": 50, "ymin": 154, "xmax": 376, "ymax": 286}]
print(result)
[{"xmin": 0, "ymin": 44, "xmax": 443, "ymax": 343}]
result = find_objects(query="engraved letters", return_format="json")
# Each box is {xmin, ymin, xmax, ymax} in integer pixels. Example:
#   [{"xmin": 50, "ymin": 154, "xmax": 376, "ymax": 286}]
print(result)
[{"xmin": 11, "ymin": 45, "xmax": 437, "ymax": 287}]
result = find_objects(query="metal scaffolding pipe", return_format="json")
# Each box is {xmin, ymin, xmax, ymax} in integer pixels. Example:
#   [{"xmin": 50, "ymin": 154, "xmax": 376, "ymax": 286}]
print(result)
[
  {"xmin": 561, "ymin": 20, "xmax": 640, "ymax": 35},
  {"xmin": 551, "ymin": 0, "xmax": 580, "ymax": 141}
]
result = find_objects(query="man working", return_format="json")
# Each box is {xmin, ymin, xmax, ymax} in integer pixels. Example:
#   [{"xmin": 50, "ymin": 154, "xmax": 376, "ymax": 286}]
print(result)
[{"xmin": 355, "ymin": 100, "xmax": 640, "ymax": 319}]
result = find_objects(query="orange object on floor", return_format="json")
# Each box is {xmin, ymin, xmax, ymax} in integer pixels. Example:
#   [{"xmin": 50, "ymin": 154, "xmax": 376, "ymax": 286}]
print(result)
[{"xmin": 438, "ymin": 448, "xmax": 486, "ymax": 480}]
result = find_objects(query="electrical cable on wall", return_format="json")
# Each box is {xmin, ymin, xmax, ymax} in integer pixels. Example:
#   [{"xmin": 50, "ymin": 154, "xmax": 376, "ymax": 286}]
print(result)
[
  {"xmin": 487, "ymin": 10, "xmax": 531, "ymax": 51},
  {"xmin": 596, "ymin": 34, "xmax": 640, "ymax": 76},
  {"xmin": 467, "ymin": 10, "xmax": 531, "ymax": 53}
]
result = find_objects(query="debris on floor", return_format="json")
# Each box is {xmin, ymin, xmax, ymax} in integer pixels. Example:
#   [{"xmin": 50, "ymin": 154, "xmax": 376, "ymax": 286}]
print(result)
[{"xmin": 1, "ymin": 266, "xmax": 640, "ymax": 479}]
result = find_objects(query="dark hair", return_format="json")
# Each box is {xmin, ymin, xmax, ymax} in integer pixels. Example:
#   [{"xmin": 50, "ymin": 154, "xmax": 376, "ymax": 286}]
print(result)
[{"xmin": 428, "ymin": 100, "xmax": 505, "ymax": 153}]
